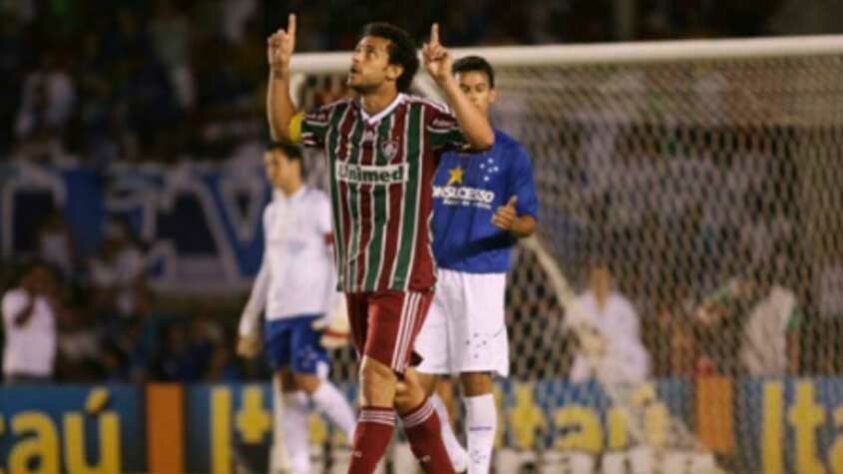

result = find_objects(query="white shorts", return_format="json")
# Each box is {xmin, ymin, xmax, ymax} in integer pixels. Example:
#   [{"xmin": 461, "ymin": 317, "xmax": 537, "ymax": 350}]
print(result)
[{"xmin": 415, "ymin": 269, "xmax": 509, "ymax": 377}]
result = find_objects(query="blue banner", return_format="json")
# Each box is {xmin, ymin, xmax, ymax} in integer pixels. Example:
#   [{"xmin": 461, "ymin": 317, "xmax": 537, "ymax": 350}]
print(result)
[{"xmin": 0, "ymin": 162, "xmax": 272, "ymax": 293}]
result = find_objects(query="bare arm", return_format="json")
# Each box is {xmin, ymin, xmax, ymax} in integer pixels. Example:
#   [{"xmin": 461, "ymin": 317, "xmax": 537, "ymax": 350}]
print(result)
[
  {"xmin": 423, "ymin": 24, "xmax": 495, "ymax": 150},
  {"xmin": 266, "ymin": 14, "xmax": 299, "ymax": 141},
  {"xmin": 236, "ymin": 259, "xmax": 269, "ymax": 358}
]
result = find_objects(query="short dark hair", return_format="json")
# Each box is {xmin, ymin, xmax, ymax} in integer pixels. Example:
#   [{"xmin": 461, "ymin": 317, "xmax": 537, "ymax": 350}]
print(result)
[
  {"xmin": 453, "ymin": 55, "xmax": 495, "ymax": 89},
  {"xmin": 268, "ymin": 140, "xmax": 306, "ymax": 177},
  {"xmin": 361, "ymin": 22, "xmax": 419, "ymax": 93}
]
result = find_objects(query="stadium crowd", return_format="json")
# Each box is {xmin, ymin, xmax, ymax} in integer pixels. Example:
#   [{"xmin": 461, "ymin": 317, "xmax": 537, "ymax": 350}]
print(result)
[{"xmin": 1, "ymin": 0, "xmax": 819, "ymax": 164}]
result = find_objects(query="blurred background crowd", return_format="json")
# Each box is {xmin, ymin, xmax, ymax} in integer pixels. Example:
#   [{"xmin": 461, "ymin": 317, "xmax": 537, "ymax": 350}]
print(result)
[{"xmin": 3, "ymin": 0, "xmax": 840, "ymax": 165}]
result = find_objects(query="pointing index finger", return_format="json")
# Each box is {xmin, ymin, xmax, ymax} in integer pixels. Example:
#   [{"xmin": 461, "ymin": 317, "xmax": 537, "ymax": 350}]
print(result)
[
  {"xmin": 430, "ymin": 23, "xmax": 439, "ymax": 45},
  {"xmin": 288, "ymin": 13, "xmax": 297, "ymax": 37}
]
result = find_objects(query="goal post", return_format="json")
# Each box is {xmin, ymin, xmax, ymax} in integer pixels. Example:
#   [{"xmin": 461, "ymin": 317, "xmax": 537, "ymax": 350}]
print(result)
[{"xmin": 291, "ymin": 35, "xmax": 843, "ymax": 473}]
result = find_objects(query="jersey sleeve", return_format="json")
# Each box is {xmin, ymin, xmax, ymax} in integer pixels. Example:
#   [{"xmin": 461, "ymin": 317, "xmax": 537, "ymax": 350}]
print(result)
[
  {"xmin": 508, "ymin": 144, "xmax": 540, "ymax": 220},
  {"xmin": 425, "ymin": 105, "xmax": 466, "ymax": 152},
  {"xmin": 291, "ymin": 104, "xmax": 333, "ymax": 148}
]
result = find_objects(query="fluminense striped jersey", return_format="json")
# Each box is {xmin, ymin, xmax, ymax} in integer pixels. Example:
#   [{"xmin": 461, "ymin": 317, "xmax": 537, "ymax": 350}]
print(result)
[{"xmin": 292, "ymin": 93, "xmax": 466, "ymax": 293}]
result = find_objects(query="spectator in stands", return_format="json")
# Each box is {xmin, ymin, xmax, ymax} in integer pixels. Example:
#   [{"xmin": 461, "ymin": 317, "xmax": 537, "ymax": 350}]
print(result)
[
  {"xmin": 2, "ymin": 261, "xmax": 58, "ymax": 384},
  {"xmin": 740, "ymin": 244, "xmax": 801, "ymax": 376},
  {"xmin": 55, "ymin": 302, "xmax": 102, "ymax": 382},
  {"xmin": 644, "ymin": 284, "xmax": 698, "ymax": 377},
  {"xmin": 151, "ymin": 320, "xmax": 209, "ymax": 382},
  {"xmin": 15, "ymin": 53, "xmax": 76, "ymax": 141},
  {"xmin": 38, "ymin": 209, "xmax": 76, "ymax": 280},
  {"xmin": 694, "ymin": 242, "xmax": 801, "ymax": 376},
  {"xmin": 89, "ymin": 218, "xmax": 147, "ymax": 320},
  {"xmin": 148, "ymin": 0, "xmax": 194, "ymax": 110},
  {"xmin": 566, "ymin": 260, "xmax": 650, "ymax": 383}
]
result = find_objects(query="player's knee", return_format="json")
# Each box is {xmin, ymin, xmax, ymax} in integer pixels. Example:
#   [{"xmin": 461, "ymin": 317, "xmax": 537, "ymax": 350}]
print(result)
[
  {"xmin": 292, "ymin": 372, "xmax": 321, "ymax": 394},
  {"xmin": 359, "ymin": 357, "xmax": 395, "ymax": 387},
  {"xmin": 358, "ymin": 357, "xmax": 397, "ymax": 406},
  {"xmin": 460, "ymin": 371, "xmax": 493, "ymax": 396},
  {"xmin": 394, "ymin": 369, "xmax": 426, "ymax": 414}
]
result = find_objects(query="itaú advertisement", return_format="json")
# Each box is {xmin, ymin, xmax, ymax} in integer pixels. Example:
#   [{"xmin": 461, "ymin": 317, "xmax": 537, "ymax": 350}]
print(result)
[
  {"xmin": 0, "ymin": 385, "xmax": 144, "ymax": 473},
  {"xmin": 3, "ymin": 378, "xmax": 843, "ymax": 473}
]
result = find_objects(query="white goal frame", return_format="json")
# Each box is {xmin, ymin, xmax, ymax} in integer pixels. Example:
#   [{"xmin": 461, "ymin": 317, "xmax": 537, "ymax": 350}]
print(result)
[{"xmin": 290, "ymin": 35, "xmax": 843, "ymax": 102}]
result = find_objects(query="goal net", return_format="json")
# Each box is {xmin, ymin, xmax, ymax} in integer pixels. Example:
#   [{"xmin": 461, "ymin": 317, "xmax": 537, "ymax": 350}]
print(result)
[{"xmin": 292, "ymin": 36, "xmax": 843, "ymax": 473}]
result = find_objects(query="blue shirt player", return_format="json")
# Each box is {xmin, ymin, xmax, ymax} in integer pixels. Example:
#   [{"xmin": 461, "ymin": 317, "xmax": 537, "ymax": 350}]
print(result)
[{"xmin": 415, "ymin": 56, "xmax": 539, "ymax": 474}]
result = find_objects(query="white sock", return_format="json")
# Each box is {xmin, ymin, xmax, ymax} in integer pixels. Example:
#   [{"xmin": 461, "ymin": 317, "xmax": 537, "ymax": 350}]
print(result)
[
  {"xmin": 310, "ymin": 381, "xmax": 357, "ymax": 442},
  {"xmin": 464, "ymin": 394, "xmax": 497, "ymax": 474},
  {"xmin": 281, "ymin": 392, "xmax": 312, "ymax": 474},
  {"xmin": 431, "ymin": 393, "xmax": 468, "ymax": 472}
]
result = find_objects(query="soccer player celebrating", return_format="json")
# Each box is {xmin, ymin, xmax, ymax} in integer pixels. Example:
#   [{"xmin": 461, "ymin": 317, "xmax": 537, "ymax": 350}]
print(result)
[
  {"xmin": 414, "ymin": 56, "xmax": 539, "ymax": 473},
  {"xmin": 266, "ymin": 15, "xmax": 495, "ymax": 474},
  {"xmin": 237, "ymin": 141, "xmax": 356, "ymax": 474}
]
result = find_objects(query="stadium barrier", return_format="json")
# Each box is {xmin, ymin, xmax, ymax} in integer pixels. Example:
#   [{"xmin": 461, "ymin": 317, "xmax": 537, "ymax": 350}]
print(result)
[{"xmin": 2, "ymin": 377, "xmax": 843, "ymax": 473}]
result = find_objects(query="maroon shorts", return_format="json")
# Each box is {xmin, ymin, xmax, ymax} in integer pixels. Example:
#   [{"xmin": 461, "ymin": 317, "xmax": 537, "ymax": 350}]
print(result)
[{"xmin": 345, "ymin": 290, "xmax": 434, "ymax": 373}]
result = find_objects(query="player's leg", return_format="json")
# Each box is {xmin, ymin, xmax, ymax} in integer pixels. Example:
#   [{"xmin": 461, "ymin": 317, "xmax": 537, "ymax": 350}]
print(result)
[
  {"xmin": 394, "ymin": 366, "xmax": 454, "ymax": 474},
  {"xmin": 433, "ymin": 377, "xmax": 469, "ymax": 472},
  {"xmin": 349, "ymin": 290, "xmax": 454, "ymax": 474},
  {"xmin": 344, "ymin": 293, "xmax": 396, "ymax": 474},
  {"xmin": 288, "ymin": 315, "xmax": 356, "ymax": 441},
  {"xmin": 459, "ymin": 371, "xmax": 496, "ymax": 474},
  {"xmin": 415, "ymin": 277, "xmax": 469, "ymax": 471},
  {"xmin": 265, "ymin": 319, "xmax": 310, "ymax": 474},
  {"xmin": 452, "ymin": 271, "xmax": 509, "ymax": 474},
  {"xmin": 269, "ymin": 369, "xmax": 292, "ymax": 474},
  {"xmin": 278, "ymin": 368, "xmax": 313, "ymax": 474}
]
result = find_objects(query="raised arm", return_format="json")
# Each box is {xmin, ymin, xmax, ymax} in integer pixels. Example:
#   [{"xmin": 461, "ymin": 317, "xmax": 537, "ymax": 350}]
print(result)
[
  {"xmin": 267, "ymin": 13, "xmax": 299, "ymax": 141},
  {"xmin": 423, "ymin": 23, "xmax": 495, "ymax": 150}
]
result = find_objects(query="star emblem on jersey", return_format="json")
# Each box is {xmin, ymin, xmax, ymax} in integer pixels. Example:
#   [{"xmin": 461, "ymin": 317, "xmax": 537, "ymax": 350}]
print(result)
[
  {"xmin": 479, "ymin": 156, "xmax": 500, "ymax": 182},
  {"xmin": 380, "ymin": 140, "xmax": 400, "ymax": 159},
  {"xmin": 447, "ymin": 166, "xmax": 465, "ymax": 186}
]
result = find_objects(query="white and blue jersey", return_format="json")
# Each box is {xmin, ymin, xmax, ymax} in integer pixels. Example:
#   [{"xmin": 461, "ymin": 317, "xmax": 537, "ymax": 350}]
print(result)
[
  {"xmin": 431, "ymin": 129, "xmax": 539, "ymax": 273},
  {"xmin": 238, "ymin": 185, "xmax": 339, "ymax": 374}
]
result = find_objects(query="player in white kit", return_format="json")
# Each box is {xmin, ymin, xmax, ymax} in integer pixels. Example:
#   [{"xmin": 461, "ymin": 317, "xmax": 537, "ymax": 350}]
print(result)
[{"xmin": 237, "ymin": 140, "xmax": 356, "ymax": 474}]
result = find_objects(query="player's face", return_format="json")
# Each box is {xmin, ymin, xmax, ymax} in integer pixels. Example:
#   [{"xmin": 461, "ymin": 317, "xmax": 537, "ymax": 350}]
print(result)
[
  {"xmin": 456, "ymin": 71, "xmax": 497, "ymax": 116},
  {"xmin": 348, "ymin": 36, "xmax": 401, "ymax": 93},
  {"xmin": 263, "ymin": 152, "xmax": 281, "ymax": 186},
  {"xmin": 264, "ymin": 151, "xmax": 292, "ymax": 188}
]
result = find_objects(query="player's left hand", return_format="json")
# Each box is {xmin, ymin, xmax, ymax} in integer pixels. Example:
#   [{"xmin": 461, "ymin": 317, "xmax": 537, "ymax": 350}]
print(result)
[
  {"xmin": 422, "ymin": 23, "xmax": 452, "ymax": 84},
  {"xmin": 236, "ymin": 334, "xmax": 262, "ymax": 359},
  {"xmin": 491, "ymin": 196, "xmax": 518, "ymax": 230}
]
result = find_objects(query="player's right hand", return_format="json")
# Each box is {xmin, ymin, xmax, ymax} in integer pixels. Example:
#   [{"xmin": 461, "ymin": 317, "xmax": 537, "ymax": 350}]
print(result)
[
  {"xmin": 422, "ymin": 23, "xmax": 453, "ymax": 84},
  {"xmin": 267, "ymin": 13, "xmax": 296, "ymax": 74},
  {"xmin": 236, "ymin": 334, "xmax": 262, "ymax": 359}
]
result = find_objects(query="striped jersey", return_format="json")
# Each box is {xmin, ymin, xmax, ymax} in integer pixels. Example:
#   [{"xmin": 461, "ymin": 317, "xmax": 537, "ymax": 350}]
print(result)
[{"xmin": 294, "ymin": 93, "xmax": 465, "ymax": 293}]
